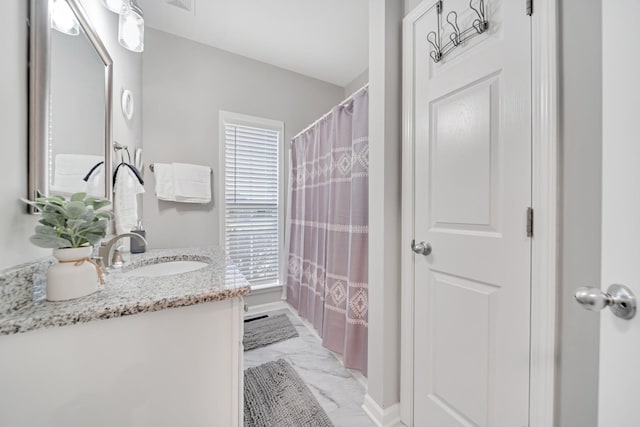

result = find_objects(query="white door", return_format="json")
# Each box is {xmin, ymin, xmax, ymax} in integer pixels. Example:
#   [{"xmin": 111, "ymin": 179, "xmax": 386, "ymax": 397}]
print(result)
[
  {"xmin": 592, "ymin": 2, "xmax": 640, "ymax": 425},
  {"xmin": 406, "ymin": 0, "xmax": 532, "ymax": 425}
]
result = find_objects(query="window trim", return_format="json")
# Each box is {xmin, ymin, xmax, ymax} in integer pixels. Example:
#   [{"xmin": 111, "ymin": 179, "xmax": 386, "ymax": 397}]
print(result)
[{"xmin": 218, "ymin": 111, "xmax": 285, "ymax": 290}]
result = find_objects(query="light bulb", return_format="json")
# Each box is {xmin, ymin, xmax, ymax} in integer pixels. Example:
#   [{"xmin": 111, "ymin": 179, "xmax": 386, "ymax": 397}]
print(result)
[
  {"xmin": 101, "ymin": 0, "xmax": 129, "ymax": 14},
  {"xmin": 51, "ymin": 0, "xmax": 80, "ymax": 36},
  {"xmin": 118, "ymin": 2, "xmax": 144, "ymax": 52}
]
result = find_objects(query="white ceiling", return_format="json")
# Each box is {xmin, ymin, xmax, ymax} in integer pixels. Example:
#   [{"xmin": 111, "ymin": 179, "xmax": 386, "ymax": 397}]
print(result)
[{"xmin": 138, "ymin": 0, "xmax": 369, "ymax": 87}]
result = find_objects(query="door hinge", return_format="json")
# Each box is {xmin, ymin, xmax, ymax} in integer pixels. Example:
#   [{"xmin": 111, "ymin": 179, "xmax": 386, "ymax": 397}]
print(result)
[
  {"xmin": 526, "ymin": 0, "xmax": 533, "ymax": 16},
  {"xmin": 527, "ymin": 207, "xmax": 534, "ymax": 238}
]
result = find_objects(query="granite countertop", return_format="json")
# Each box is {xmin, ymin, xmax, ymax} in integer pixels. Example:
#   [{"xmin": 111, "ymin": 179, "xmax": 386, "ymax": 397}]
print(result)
[{"xmin": 0, "ymin": 247, "xmax": 251, "ymax": 336}]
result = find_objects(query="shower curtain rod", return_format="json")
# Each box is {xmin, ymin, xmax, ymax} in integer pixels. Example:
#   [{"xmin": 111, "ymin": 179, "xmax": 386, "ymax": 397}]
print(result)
[{"xmin": 292, "ymin": 82, "xmax": 369, "ymax": 141}]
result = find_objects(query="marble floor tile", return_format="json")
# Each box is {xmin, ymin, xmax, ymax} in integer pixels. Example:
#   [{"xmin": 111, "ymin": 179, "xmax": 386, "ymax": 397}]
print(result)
[{"xmin": 244, "ymin": 308, "xmax": 375, "ymax": 427}]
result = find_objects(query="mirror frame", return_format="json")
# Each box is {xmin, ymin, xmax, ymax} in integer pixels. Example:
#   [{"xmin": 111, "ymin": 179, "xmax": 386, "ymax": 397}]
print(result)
[{"xmin": 29, "ymin": 0, "xmax": 114, "ymax": 212}]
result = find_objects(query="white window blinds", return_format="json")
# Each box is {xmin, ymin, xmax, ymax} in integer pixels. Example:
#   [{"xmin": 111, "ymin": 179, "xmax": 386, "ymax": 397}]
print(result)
[{"xmin": 224, "ymin": 123, "xmax": 280, "ymax": 286}]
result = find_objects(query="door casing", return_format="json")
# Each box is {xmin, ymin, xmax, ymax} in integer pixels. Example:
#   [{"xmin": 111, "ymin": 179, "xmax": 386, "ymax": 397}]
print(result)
[{"xmin": 399, "ymin": 0, "xmax": 559, "ymax": 426}]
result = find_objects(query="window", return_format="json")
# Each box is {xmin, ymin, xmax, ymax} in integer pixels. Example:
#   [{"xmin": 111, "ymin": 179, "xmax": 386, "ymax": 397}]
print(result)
[{"xmin": 220, "ymin": 112, "xmax": 284, "ymax": 289}]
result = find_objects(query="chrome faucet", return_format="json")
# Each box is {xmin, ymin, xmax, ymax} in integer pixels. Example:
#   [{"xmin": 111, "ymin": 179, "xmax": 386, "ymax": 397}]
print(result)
[{"xmin": 99, "ymin": 233, "xmax": 148, "ymax": 268}]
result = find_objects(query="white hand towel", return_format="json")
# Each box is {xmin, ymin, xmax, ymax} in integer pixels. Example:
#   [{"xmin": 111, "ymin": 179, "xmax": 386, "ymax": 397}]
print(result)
[
  {"xmin": 172, "ymin": 162, "xmax": 212, "ymax": 204},
  {"xmin": 51, "ymin": 154, "xmax": 103, "ymax": 195},
  {"xmin": 153, "ymin": 163, "xmax": 176, "ymax": 201},
  {"xmin": 85, "ymin": 163, "xmax": 105, "ymax": 197},
  {"xmin": 114, "ymin": 166, "xmax": 145, "ymax": 235}
]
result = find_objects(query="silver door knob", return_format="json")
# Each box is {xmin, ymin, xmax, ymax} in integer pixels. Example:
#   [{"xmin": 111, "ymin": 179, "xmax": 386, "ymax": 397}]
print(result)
[
  {"xmin": 575, "ymin": 284, "xmax": 636, "ymax": 320},
  {"xmin": 411, "ymin": 240, "xmax": 432, "ymax": 256}
]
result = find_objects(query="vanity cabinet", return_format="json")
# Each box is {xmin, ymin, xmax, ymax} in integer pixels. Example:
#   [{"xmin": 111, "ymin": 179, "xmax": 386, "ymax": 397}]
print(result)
[{"xmin": 0, "ymin": 298, "xmax": 244, "ymax": 427}]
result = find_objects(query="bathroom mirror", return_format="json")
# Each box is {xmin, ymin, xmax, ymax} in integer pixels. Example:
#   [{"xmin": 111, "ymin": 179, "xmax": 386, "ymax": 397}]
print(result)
[{"xmin": 29, "ymin": 0, "xmax": 114, "ymax": 211}]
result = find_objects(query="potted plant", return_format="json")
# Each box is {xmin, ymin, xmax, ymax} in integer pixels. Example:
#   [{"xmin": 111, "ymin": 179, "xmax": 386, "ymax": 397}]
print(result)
[{"xmin": 23, "ymin": 192, "xmax": 113, "ymax": 301}]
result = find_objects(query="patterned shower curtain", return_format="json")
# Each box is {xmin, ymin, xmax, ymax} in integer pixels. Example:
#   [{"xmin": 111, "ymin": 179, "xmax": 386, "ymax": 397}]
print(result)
[{"xmin": 286, "ymin": 88, "xmax": 369, "ymax": 375}]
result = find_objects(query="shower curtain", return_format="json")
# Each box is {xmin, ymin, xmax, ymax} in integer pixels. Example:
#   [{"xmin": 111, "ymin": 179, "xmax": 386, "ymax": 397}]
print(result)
[{"xmin": 286, "ymin": 88, "xmax": 369, "ymax": 375}]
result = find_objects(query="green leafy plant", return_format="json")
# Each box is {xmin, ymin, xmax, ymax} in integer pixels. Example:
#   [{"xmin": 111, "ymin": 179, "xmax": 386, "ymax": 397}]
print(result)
[{"xmin": 22, "ymin": 192, "xmax": 113, "ymax": 249}]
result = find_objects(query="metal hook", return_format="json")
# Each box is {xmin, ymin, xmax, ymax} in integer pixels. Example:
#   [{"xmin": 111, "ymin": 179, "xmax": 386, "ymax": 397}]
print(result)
[
  {"xmin": 427, "ymin": 31, "xmax": 440, "ymax": 52},
  {"xmin": 426, "ymin": 0, "xmax": 488, "ymax": 64},
  {"xmin": 446, "ymin": 11, "xmax": 461, "ymax": 46},
  {"xmin": 469, "ymin": 0, "xmax": 485, "ymax": 20},
  {"xmin": 427, "ymin": 31, "xmax": 442, "ymax": 62},
  {"xmin": 113, "ymin": 141, "xmax": 126, "ymax": 151},
  {"xmin": 113, "ymin": 141, "xmax": 131, "ymax": 165},
  {"xmin": 470, "ymin": 0, "xmax": 489, "ymax": 34},
  {"xmin": 472, "ymin": 18, "xmax": 489, "ymax": 34}
]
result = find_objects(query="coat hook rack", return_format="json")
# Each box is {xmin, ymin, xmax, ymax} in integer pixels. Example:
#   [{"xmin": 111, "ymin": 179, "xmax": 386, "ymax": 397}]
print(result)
[{"xmin": 427, "ymin": 0, "xmax": 489, "ymax": 64}]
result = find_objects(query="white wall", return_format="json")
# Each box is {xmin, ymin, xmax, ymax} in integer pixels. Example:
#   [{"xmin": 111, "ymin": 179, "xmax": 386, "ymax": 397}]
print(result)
[
  {"xmin": 366, "ymin": 0, "xmax": 403, "ymax": 417},
  {"xmin": 141, "ymin": 29, "xmax": 345, "ymax": 249},
  {"xmin": 599, "ymin": 2, "xmax": 640, "ymax": 425},
  {"xmin": 0, "ymin": 0, "xmax": 142, "ymax": 270}
]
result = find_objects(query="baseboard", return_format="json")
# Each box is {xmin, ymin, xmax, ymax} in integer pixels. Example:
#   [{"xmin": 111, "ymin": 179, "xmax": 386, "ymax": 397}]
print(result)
[
  {"xmin": 244, "ymin": 300, "xmax": 289, "ymax": 317},
  {"xmin": 243, "ymin": 285, "xmax": 283, "ymax": 309},
  {"xmin": 362, "ymin": 395, "xmax": 404, "ymax": 427}
]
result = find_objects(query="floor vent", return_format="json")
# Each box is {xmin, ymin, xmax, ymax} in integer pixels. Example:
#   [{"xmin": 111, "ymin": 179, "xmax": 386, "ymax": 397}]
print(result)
[{"xmin": 244, "ymin": 315, "xmax": 269, "ymax": 323}]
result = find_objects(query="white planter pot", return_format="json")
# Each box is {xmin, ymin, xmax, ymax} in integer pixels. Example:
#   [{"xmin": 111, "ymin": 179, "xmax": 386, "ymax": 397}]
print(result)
[{"xmin": 47, "ymin": 247, "xmax": 98, "ymax": 302}]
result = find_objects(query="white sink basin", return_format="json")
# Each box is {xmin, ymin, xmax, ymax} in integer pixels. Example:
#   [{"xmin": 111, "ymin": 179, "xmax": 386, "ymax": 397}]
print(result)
[{"xmin": 123, "ymin": 261, "xmax": 209, "ymax": 277}]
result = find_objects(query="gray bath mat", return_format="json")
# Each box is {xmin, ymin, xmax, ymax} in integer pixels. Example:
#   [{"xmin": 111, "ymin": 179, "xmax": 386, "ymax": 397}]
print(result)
[
  {"xmin": 243, "ymin": 314, "xmax": 299, "ymax": 351},
  {"xmin": 244, "ymin": 359, "xmax": 334, "ymax": 427}
]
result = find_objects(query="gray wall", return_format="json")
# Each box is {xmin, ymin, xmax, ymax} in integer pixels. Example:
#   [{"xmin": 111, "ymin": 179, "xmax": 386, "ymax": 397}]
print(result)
[
  {"xmin": 344, "ymin": 69, "xmax": 369, "ymax": 98},
  {"xmin": 141, "ymin": 29, "xmax": 344, "ymax": 249},
  {"xmin": 556, "ymin": 0, "xmax": 602, "ymax": 425},
  {"xmin": 367, "ymin": 0, "xmax": 403, "ymax": 410},
  {"xmin": 51, "ymin": 29, "xmax": 105, "ymax": 157},
  {"xmin": 402, "ymin": 0, "xmax": 603, "ymax": 425},
  {"xmin": 0, "ymin": 0, "xmax": 142, "ymax": 270},
  {"xmin": 77, "ymin": 0, "xmax": 143, "ymax": 153},
  {"xmin": 404, "ymin": 0, "xmax": 423, "ymax": 16},
  {"xmin": 0, "ymin": 0, "xmax": 47, "ymax": 269}
]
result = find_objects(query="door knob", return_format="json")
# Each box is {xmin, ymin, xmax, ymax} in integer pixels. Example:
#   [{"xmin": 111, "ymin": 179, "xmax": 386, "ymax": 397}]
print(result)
[
  {"xmin": 411, "ymin": 240, "xmax": 432, "ymax": 256},
  {"xmin": 575, "ymin": 284, "xmax": 636, "ymax": 320}
]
